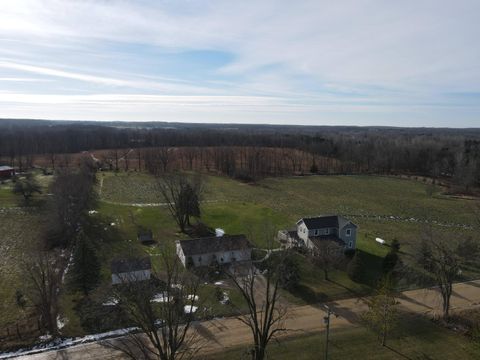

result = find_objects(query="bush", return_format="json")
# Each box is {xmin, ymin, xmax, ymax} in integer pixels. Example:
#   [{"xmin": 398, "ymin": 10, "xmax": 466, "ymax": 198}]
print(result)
[
  {"xmin": 344, "ymin": 248, "xmax": 355, "ymax": 259},
  {"xmin": 74, "ymin": 297, "xmax": 128, "ymax": 333}
]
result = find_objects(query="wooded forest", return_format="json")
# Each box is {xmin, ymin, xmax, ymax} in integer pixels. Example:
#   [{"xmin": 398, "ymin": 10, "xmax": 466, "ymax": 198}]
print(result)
[{"xmin": 0, "ymin": 119, "xmax": 479, "ymax": 191}]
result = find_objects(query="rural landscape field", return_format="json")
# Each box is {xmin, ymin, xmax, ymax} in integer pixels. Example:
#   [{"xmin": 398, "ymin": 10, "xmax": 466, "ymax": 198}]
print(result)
[
  {"xmin": 1, "ymin": 124, "xmax": 480, "ymax": 359},
  {"xmin": 1, "ymin": 1, "xmax": 480, "ymax": 359}
]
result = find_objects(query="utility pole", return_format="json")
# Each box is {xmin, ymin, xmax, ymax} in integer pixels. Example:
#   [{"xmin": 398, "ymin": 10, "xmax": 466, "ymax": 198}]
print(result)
[{"xmin": 324, "ymin": 304, "xmax": 337, "ymax": 360}]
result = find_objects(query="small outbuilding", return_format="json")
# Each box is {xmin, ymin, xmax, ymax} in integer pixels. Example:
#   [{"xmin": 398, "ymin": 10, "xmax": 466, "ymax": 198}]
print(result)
[
  {"xmin": 0, "ymin": 166, "xmax": 15, "ymax": 179},
  {"xmin": 176, "ymin": 234, "xmax": 253, "ymax": 268},
  {"xmin": 111, "ymin": 257, "xmax": 152, "ymax": 285},
  {"xmin": 137, "ymin": 228, "xmax": 154, "ymax": 245}
]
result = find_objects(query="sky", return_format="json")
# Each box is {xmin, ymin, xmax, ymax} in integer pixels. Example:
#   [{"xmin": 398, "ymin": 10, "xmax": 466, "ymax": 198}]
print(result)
[{"xmin": 0, "ymin": 0, "xmax": 479, "ymax": 127}]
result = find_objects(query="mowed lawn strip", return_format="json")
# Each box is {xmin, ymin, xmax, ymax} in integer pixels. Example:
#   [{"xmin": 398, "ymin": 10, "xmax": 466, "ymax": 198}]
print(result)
[{"xmin": 204, "ymin": 314, "xmax": 480, "ymax": 360}]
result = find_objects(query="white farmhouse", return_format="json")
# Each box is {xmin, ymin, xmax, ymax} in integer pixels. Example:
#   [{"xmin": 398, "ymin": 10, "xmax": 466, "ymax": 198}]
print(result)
[
  {"xmin": 176, "ymin": 234, "xmax": 253, "ymax": 268},
  {"xmin": 111, "ymin": 257, "xmax": 152, "ymax": 285}
]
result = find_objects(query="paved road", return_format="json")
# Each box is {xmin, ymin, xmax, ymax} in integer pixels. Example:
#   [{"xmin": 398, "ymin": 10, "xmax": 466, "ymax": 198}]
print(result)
[{"xmin": 10, "ymin": 280, "xmax": 480, "ymax": 359}]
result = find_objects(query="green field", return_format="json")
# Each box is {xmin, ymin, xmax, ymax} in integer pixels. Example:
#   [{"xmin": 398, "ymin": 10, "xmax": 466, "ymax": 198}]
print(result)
[
  {"xmin": 0, "ymin": 174, "xmax": 51, "ymax": 329},
  {"xmin": 205, "ymin": 314, "xmax": 480, "ymax": 360},
  {"xmin": 96, "ymin": 172, "xmax": 479, "ymax": 301},
  {"xmin": 1, "ymin": 171, "xmax": 479, "ymax": 346}
]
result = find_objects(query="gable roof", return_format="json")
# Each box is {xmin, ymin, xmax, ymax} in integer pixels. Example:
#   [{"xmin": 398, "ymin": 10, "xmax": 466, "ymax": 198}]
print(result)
[
  {"xmin": 178, "ymin": 234, "xmax": 252, "ymax": 256},
  {"xmin": 300, "ymin": 215, "xmax": 356, "ymax": 230},
  {"xmin": 137, "ymin": 229, "xmax": 153, "ymax": 242},
  {"xmin": 111, "ymin": 257, "xmax": 151, "ymax": 273}
]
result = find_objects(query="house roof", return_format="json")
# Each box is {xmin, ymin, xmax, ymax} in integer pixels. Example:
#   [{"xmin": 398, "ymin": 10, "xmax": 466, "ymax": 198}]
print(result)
[
  {"xmin": 0, "ymin": 166, "xmax": 14, "ymax": 171},
  {"xmin": 137, "ymin": 229, "xmax": 153, "ymax": 242},
  {"xmin": 111, "ymin": 257, "xmax": 151, "ymax": 273},
  {"xmin": 178, "ymin": 234, "xmax": 252, "ymax": 256},
  {"xmin": 300, "ymin": 215, "xmax": 356, "ymax": 230}
]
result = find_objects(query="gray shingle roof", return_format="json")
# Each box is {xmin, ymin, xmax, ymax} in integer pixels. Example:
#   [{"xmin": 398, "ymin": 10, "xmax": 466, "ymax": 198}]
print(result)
[
  {"xmin": 178, "ymin": 234, "xmax": 252, "ymax": 256},
  {"xmin": 111, "ymin": 257, "xmax": 151, "ymax": 273},
  {"xmin": 300, "ymin": 215, "xmax": 356, "ymax": 230}
]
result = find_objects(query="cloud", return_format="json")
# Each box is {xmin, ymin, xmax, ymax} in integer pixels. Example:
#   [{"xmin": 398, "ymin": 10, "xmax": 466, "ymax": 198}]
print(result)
[{"xmin": 0, "ymin": 1, "xmax": 479, "ymax": 125}]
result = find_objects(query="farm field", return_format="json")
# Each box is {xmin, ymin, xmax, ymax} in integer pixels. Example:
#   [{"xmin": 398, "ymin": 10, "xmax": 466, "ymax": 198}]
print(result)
[
  {"xmin": 96, "ymin": 172, "xmax": 480, "ymax": 303},
  {"xmin": 205, "ymin": 314, "xmax": 480, "ymax": 360}
]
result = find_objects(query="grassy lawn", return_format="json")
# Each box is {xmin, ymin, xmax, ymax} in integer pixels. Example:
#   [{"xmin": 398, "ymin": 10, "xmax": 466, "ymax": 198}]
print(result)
[
  {"xmin": 0, "ymin": 210, "xmax": 45, "ymax": 327},
  {"xmin": 0, "ymin": 185, "xmax": 16, "ymax": 207},
  {"xmin": 97, "ymin": 171, "xmax": 480, "ymax": 304},
  {"xmin": 0, "ymin": 173, "xmax": 52, "ymax": 329},
  {"xmin": 204, "ymin": 314, "xmax": 480, "ymax": 360}
]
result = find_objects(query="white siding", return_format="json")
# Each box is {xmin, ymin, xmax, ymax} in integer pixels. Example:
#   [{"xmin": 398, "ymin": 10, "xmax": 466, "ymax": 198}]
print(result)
[
  {"xmin": 112, "ymin": 270, "xmax": 151, "ymax": 285},
  {"xmin": 183, "ymin": 248, "xmax": 252, "ymax": 268}
]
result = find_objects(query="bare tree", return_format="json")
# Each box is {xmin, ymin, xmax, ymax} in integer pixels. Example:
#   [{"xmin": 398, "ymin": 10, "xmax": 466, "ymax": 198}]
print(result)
[
  {"xmin": 311, "ymin": 240, "xmax": 345, "ymax": 281},
  {"xmin": 156, "ymin": 174, "xmax": 202, "ymax": 233},
  {"xmin": 12, "ymin": 173, "xmax": 42, "ymax": 202},
  {"xmin": 415, "ymin": 229, "xmax": 476, "ymax": 320},
  {"xmin": 23, "ymin": 251, "xmax": 62, "ymax": 336},
  {"xmin": 227, "ymin": 250, "xmax": 288, "ymax": 359},
  {"xmin": 104, "ymin": 250, "xmax": 202, "ymax": 360},
  {"xmin": 158, "ymin": 147, "xmax": 173, "ymax": 173},
  {"xmin": 362, "ymin": 277, "xmax": 398, "ymax": 346}
]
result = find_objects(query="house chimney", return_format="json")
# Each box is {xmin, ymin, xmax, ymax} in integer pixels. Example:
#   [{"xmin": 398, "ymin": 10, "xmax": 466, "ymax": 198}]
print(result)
[{"xmin": 215, "ymin": 228, "xmax": 225, "ymax": 237}]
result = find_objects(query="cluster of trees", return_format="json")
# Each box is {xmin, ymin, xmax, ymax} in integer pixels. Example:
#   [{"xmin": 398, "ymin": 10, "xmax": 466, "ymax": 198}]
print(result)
[
  {"xmin": 16, "ymin": 157, "xmax": 101, "ymax": 336},
  {"xmin": 100, "ymin": 243, "xmax": 288, "ymax": 360},
  {"xmin": 1, "ymin": 121, "xmax": 479, "ymax": 189}
]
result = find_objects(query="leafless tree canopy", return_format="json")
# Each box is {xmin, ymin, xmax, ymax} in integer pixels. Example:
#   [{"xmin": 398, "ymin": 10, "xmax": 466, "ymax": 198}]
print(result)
[
  {"xmin": 2, "ymin": 120, "xmax": 480, "ymax": 188},
  {"xmin": 22, "ymin": 251, "xmax": 63, "ymax": 336},
  {"xmin": 104, "ymin": 250, "xmax": 202, "ymax": 360},
  {"xmin": 311, "ymin": 240, "xmax": 345, "ymax": 281},
  {"xmin": 156, "ymin": 174, "xmax": 203, "ymax": 233},
  {"xmin": 362, "ymin": 277, "xmax": 398, "ymax": 347},
  {"xmin": 415, "ymin": 229, "xmax": 479, "ymax": 319},
  {"xmin": 227, "ymin": 259, "xmax": 288, "ymax": 360}
]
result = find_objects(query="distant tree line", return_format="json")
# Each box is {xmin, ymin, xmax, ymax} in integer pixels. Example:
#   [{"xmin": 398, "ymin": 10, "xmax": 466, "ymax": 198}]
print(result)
[{"xmin": 1, "ymin": 121, "xmax": 479, "ymax": 190}]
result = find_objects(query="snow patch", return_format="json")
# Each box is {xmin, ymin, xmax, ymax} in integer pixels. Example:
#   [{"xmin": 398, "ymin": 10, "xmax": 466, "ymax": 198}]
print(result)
[
  {"xmin": 184, "ymin": 305, "xmax": 198, "ymax": 314},
  {"xmin": 102, "ymin": 297, "xmax": 119, "ymax": 306},
  {"xmin": 151, "ymin": 292, "xmax": 172, "ymax": 303},
  {"xmin": 0, "ymin": 327, "xmax": 139, "ymax": 359}
]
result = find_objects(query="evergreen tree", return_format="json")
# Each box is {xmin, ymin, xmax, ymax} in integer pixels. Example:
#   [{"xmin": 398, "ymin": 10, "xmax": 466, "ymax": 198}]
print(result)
[
  {"xmin": 382, "ymin": 251, "xmax": 398, "ymax": 275},
  {"xmin": 71, "ymin": 234, "xmax": 101, "ymax": 296},
  {"xmin": 347, "ymin": 251, "xmax": 364, "ymax": 283}
]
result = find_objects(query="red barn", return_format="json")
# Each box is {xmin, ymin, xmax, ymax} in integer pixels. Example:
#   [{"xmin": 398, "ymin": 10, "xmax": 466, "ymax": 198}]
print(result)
[{"xmin": 0, "ymin": 166, "xmax": 15, "ymax": 179}]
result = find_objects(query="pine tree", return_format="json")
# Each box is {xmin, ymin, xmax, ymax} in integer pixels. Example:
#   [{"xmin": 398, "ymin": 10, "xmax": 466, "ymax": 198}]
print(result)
[{"xmin": 71, "ymin": 235, "xmax": 101, "ymax": 296}]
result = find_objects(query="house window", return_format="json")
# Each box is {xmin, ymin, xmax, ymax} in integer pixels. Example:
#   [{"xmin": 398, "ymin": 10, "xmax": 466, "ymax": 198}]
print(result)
[
  {"xmin": 325, "ymin": 228, "xmax": 330, "ymax": 235},
  {"xmin": 314, "ymin": 230, "xmax": 319, "ymax": 236},
  {"xmin": 198, "ymin": 256, "xmax": 202, "ymax": 263},
  {"xmin": 346, "ymin": 229, "xmax": 352, "ymax": 237},
  {"xmin": 349, "ymin": 241, "xmax": 353, "ymax": 248}
]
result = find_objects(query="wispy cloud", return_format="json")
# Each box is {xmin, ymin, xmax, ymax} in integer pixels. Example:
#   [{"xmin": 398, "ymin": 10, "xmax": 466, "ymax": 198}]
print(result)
[{"xmin": 0, "ymin": 1, "xmax": 479, "ymax": 126}]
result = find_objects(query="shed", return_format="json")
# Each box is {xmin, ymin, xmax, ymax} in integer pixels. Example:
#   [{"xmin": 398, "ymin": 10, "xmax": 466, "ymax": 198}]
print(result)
[{"xmin": 0, "ymin": 166, "xmax": 15, "ymax": 179}]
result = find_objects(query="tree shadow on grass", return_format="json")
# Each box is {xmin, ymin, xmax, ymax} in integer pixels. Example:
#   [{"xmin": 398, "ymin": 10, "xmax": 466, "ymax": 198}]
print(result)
[
  {"xmin": 289, "ymin": 284, "xmax": 328, "ymax": 304},
  {"xmin": 352, "ymin": 249, "xmax": 384, "ymax": 287},
  {"xmin": 384, "ymin": 345, "xmax": 415, "ymax": 360}
]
